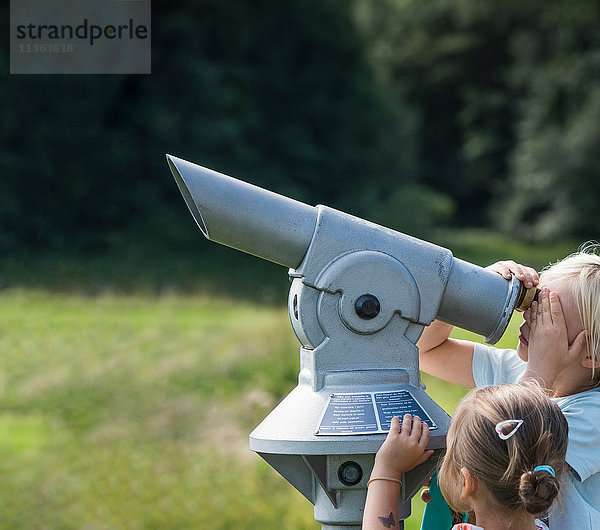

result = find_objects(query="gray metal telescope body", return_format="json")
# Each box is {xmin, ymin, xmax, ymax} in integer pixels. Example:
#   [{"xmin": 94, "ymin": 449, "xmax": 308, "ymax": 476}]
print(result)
[{"xmin": 167, "ymin": 155, "xmax": 522, "ymax": 529}]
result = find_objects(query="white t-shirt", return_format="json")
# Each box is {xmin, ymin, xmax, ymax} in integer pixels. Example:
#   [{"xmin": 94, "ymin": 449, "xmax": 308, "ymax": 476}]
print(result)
[{"xmin": 473, "ymin": 343, "xmax": 600, "ymax": 529}]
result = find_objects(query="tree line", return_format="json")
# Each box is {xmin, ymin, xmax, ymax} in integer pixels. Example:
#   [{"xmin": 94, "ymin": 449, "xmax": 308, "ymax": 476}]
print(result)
[{"xmin": 1, "ymin": 0, "xmax": 598, "ymax": 254}]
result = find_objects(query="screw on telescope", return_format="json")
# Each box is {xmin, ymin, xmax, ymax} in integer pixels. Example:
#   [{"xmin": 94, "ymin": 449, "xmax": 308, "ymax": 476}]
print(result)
[{"xmin": 355, "ymin": 294, "xmax": 380, "ymax": 319}]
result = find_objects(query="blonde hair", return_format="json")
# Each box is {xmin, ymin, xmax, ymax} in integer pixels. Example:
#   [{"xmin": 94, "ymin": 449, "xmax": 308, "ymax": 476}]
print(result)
[
  {"xmin": 540, "ymin": 241, "xmax": 600, "ymax": 376},
  {"xmin": 439, "ymin": 383, "xmax": 568, "ymax": 517}
]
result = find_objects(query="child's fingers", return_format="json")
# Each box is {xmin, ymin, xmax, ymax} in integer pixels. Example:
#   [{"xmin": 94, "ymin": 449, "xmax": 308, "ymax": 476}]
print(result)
[
  {"xmin": 523, "ymin": 267, "xmax": 539, "ymax": 287},
  {"xmin": 569, "ymin": 330, "xmax": 589, "ymax": 356},
  {"xmin": 538, "ymin": 289, "xmax": 552, "ymax": 326},
  {"xmin": 549, "ymin": 291, "xmax": 566, "ymax": 328},
  {"xmin": 488, "ymin": 260, "xmax": 517, "ymax": 280},
  {"xmin": 509, "ymin": 263, "xmax": 539, "ymax": 288},
  {"xmin": 537, "ymin": 289, "xmax": 548, "ymax": 325},
  {"xmin": 487, "ymin": 261, "xmax": 539, "ymax": 287},
  {"xmin": 529, "ymin": 300, "xmax": 538, "ymax": 328},
  {"xmin": 409, "ymin": 415, "xmax": 422, "ymax": 440},
  {"xmin": 400, "ymin": 414, "xmax": 412, "ymax": 435},
  {"xmin": 415, "ymin": 450, "xmax": 434, "ymax": 467},
  {"xmin": 418, "ymin": 422, "xmax": 430, "ymax": 449},
  {"xmin": 389, "ymin": 415, "xmax": 401, "ymax": 434}
]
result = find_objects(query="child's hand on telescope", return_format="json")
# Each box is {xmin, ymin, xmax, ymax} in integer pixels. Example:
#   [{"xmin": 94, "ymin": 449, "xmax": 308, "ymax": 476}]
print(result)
[
  {"xmin": 486, "ymin": 260, "xmax": 539, "ymax": 289},
  {"xmin": 371, "ymin": 414, "xmax": 433, "ymax": 481}
]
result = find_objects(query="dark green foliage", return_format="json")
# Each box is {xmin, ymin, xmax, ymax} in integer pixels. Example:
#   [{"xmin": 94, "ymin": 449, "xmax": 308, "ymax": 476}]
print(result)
[
  {"xmin": 2, "ymin": 0, "xmax": 599, "ymax": 251},
  {"xmin": 357, "ymin": 0, "xmax": 600, "ymax": 239},
  {"xmin": 496, "ymin": 2, "xmax": 600, "ymax": 241},
  {"xmin": 1, "ymin": 0, "xmax": 415, "ymax": 253},
  {"xmin": 356, "ymin": 0, "xmax": 526, "ymax": 226}
]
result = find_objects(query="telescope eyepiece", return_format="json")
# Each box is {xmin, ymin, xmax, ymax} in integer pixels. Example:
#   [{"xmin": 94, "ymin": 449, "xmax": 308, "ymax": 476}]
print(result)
[{"xmin": 516, "ymin": 285, "xmax": 540, "ymax": 312}]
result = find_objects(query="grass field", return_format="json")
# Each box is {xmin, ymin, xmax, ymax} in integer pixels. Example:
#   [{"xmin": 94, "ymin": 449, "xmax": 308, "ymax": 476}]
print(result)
[
  {"xmin": 0, "ymin": 289, "xmax": 314, "ymax": 528},
  {"xmin": 0, "ymin": 285, "xmax": 524, "ymax": 529},
  {"xmin": 0, "ymin": 236, "xmax": 584, "ymax": 528}
]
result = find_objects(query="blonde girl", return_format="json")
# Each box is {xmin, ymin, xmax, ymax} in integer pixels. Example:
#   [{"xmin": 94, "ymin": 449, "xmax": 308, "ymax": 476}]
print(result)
[{"xmin": 419, "ymin": 244, "xmax": 600, "ymax": 528}]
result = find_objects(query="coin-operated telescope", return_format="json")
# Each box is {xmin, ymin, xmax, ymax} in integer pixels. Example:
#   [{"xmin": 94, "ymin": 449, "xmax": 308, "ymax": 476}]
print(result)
[{"xmin": 166, "ymin": 155, "xmax": 535, "ymax": 529}]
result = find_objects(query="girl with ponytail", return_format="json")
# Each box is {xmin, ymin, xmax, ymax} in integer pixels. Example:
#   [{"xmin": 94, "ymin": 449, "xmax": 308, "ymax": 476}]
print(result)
[{"xmin": 363, "ymin": 382, "xmax": 568, "ymax": 530}]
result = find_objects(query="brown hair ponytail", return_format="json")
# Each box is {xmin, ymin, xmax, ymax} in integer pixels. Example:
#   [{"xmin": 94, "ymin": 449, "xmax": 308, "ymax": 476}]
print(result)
[
  {"xmin": 519, "ymin": 467, "xmax": 561, "ymax": 514},
  {"xmin": 439, "ymin": 382, "xmax": 568, "ymax": 517}
]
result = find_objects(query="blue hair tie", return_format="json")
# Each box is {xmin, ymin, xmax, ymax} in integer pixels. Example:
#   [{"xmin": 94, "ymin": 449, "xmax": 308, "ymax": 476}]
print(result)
[{"xmin": 533, "ymin": 465, "xmax": 556, "ymax": 478}]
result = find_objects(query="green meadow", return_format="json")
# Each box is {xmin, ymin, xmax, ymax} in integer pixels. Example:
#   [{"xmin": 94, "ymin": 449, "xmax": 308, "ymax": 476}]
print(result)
[{"xmin": 0, "ymin": 237, "xmax": 580, "ymax": 528}]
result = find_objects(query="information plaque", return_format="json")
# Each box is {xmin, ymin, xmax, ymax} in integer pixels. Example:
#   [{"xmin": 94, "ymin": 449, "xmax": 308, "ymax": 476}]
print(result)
[{"xmin": 316, "ymin": 390, "xmax": 437, "ymax": 436}]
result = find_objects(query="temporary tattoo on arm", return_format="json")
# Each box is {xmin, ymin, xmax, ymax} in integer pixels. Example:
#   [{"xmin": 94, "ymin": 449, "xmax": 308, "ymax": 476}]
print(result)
[{"xmin": 378, "ymin": 512, "xmax": 396, "ymax": 528}]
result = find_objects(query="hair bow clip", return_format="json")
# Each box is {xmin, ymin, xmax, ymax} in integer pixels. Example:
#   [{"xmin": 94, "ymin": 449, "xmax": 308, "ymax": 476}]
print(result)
[{"xmin": 495, "ymin": 419, "xmax": 524, "ymax": 440}]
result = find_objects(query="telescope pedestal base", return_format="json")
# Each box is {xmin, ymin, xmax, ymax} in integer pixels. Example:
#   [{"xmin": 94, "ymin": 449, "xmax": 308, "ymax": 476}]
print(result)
[{"xmin": 252, "ymin": 382, "xmax": 448, "ymax": 528}]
